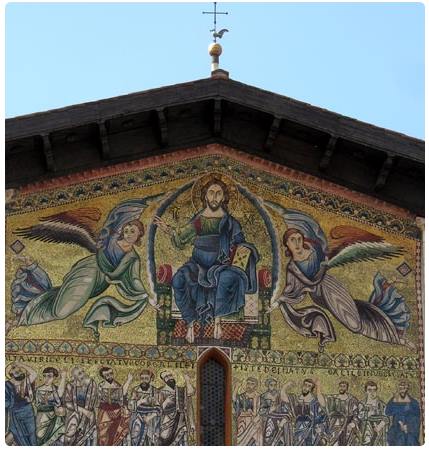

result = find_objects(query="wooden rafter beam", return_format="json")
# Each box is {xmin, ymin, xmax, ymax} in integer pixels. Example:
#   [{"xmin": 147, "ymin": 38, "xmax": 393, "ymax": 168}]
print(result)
[
  {"xmin": 319, "ymin": 135, "xmax": 337, "ymax": 171},
  {"xmin": 213, "ymin": 99, "xmax": 222, "ymax": 136},
  {"xmin": 41, "ymin": 133, "xmax": 56, "ymax": 172},
  {"xmin": 98, "ymin": 121, "xmax": 111, "ymax": 160},
  {"xmin": 264, "ymin": 116, "xmax": 281, "ymax": 152},
  {"xmin": 374, "ymin": 153, "xmax": 394, "ymax": 191},
  {"xmin": 156, "ymin": 108, "xmax": 168, "ymax": 147}
]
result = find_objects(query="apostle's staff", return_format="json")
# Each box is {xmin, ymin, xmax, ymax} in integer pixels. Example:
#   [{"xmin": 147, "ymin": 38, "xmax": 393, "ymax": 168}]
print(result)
[
  {"xmin": 369, "ymin": 426, "xmax": 379, "ymax": 446},
  {"xmin": 75, "ymin": 422, "xmax": 97, "ymax": 447},
  {"xmin": 271, "ymin": 414, "xmax": 293, "ymax": 445},
  {"xmin": 345, "ymin": 420, "xmax": 362, "ymax": 446}
]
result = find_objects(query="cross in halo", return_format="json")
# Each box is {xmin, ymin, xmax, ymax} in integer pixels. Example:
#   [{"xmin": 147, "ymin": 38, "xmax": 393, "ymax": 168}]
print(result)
[{"xmin": 202, "ymin": 2, "xmax": 229, "ymax": 42}]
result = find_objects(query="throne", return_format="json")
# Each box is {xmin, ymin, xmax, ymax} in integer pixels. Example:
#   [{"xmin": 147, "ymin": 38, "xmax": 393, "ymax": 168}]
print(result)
[{"xmin": 155, "ymin": 264, "xmax": 272, "ymax": 349}]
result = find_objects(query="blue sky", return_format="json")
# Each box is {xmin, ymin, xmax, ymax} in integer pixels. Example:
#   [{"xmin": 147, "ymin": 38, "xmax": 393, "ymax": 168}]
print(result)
[{"xmin": 5, "ymin": 2, "xmax": 424, "ymax": 138}]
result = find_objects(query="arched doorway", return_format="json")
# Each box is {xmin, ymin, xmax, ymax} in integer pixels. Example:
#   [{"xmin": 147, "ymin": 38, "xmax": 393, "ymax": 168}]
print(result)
[{"xmin": 197, "ymin": 348, "xmax": 232, "ymax": 445}]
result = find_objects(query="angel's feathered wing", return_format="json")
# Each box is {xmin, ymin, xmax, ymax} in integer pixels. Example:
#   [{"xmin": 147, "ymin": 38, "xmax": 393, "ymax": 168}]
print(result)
[
  {"xmin": 14, "ymin": 194, "xmax": 165, "ymax": 254},
  {"xmin": 327, "ymin": 241, "xmax": 404, "ymax": 269},
  {"xmin": 327, "ymin": 225, "xmax": 403, "ymax": 269},
  {"xmin": 263, "ymin": 200, "xmax": 329, "ymax": 254},
  {"xmin": 328, "ymin": 225, "xmax": 383, "ymax": 257},
  {"xmin": 14, "ymin": 208, "xmax": 101, "ymax": 253}
]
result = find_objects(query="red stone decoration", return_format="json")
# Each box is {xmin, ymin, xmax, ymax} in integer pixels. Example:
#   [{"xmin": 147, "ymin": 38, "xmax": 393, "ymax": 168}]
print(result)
[
  {"xmin": 258, "ymin": 267, "xmax": 272, "ymax": 289},
  {"xmin": 157, "ymin": 264, "xmax": 173, "ymax": 285}
]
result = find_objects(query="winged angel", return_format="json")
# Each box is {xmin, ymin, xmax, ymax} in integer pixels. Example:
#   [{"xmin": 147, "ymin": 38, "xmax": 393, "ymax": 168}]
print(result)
[
  {"xmin": 265, "ymin": 201, "xmax": 414, "ymax": 352},
  {"xmin": 9, "ymin": 196, "xmax": 162, "ymax": 339}
]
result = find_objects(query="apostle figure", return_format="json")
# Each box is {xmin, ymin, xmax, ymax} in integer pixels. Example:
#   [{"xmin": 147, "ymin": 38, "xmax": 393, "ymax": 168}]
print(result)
[
  {"xmin": 129, "ymin": 369, "xmax": 161, "ymax": 446},
  {"xmin": 259, "ymin": 378, "xmax": 280, "ymax": 418},
  {"xmin": 324, "ymin": 380, "xmax": 360, "ymax": 445},
  {"xmin": 5, "ymin": 362, "xmax": 37, "ymax": 446},
  {"xmin": 35, "ymin": 367, "xmax": 66, "ymax": 445},
  {"xmin": 233, "ymin": 377, "xmax": 262, "ymax": 445},
  {"xmin": 259, "ymin": 378, "xmax": 294, "ymax": 445},
  {"xmin": 385, "ymin": 380, "xmax": 420, "ymax": 445},
  {"xmin": 97, "ymin": 367, "xmax": 132, "ymax": 445},
  {"xmin": 154, "ymin": 175, "xmax": 259, "ymax": 342},
  {"xmin": 358, "ymin": 380, "xmax": 389, "ymax": 445},
  {"xmin": 283, "ymin": 378, "xmax": 328, "ymax": 446},
  {"xmin": 63, "ymin": 366, "xmax": 98, "ymax": 445},
  {"xmin": 158, "ymin": 371, "xmax": 195, "ymax": 445}
]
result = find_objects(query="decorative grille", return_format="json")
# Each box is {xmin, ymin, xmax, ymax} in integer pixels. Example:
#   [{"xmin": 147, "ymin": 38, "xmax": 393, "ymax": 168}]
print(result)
[{"xmin": 200, "ymin": 358, "xmax": 226, "ymax": 445}]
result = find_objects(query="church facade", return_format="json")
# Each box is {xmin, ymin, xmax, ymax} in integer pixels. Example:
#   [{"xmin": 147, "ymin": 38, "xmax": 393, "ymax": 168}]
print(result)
[{"xmin": 5, "ymin": 76, "xmax": 424, "ymax": 446}]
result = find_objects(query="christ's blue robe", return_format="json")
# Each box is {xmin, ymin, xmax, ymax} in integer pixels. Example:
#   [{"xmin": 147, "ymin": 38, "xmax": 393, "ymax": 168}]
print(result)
[{"xmin": 172, "ymin": 212, "xmax": 259, "ymax": 324}]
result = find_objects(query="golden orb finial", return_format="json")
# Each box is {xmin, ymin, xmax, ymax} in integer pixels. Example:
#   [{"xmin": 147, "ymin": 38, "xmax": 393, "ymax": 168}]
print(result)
[
  {"xmin": 208, "ymin": 42, "xmax": 223, "ymax": 57},
  {"xmin": 208, "ymin": 42, "xmax": 223, "ymax": 73}
]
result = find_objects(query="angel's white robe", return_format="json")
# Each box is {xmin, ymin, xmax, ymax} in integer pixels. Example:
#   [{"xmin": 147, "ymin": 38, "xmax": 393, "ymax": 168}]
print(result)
[
  {"xmin": 14, "ymin": 248, "xmax": 148, "ymax": 339},
  {"xmin": 279, "ymin": 251, "xmax": 409, "ymax": 349}
]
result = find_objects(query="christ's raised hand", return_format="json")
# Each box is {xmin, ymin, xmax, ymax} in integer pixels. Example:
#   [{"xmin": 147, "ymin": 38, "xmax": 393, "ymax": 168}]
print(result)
[{"xmin": 153, "ymin": 216, "xmax": 173, "ymax": 235}]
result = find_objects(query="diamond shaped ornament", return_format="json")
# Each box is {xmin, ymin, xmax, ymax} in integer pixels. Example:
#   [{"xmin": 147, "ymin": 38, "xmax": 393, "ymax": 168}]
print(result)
[
  {"xmin": 396, "ymin": 261, "xmax": 412, "ymax": 277},
  {"xmin": 10, "ymin": 239, "xmax": 25, "ymax": 254}
]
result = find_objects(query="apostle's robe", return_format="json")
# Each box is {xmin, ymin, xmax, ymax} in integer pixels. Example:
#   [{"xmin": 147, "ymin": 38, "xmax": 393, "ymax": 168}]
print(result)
[
  {"xmin": 259, "ymin": 390, "xmax": 294, "ymax": 446},
  {"xmin": 385, "ymin": 395, "xmax": 420, "ymax": 445},
  {"xmin": 5, "ymin": 379, "xmax": 37, "ymax": 446},
  {"xmin": 63, "ymin": 379, "xmax": 98, "ymax": 445},
  {"xmin": 158, "ymin": 385, "xmax": 194, "ymax": 445},
  {"xmin": 129, "ymin": 384, "xmax": 161, "ymax": 445},
  {"xmin": 234, "ymin": 391, "xmax": 262, "ymax": 445},
  {"xmin": 171, "ymin": 212, "xmax": 259, "ymax": 324},
  {"xmin": 287, "ymin": 393, "xmax": 328, "ymax": 446},
  {"xmin": 358, "ymin": 397, "xmax": 389, "ymax": 445},
  {"xmin": 35, "ymin": 384, "xmax": 64, "ymax": 445},
  {"xmin": 97, "ymin": 381, "xmax": 130, "ymax": 445},
  {"xmin": 325, "ymin": 393, "xmax": 360, "ymax": 445}
]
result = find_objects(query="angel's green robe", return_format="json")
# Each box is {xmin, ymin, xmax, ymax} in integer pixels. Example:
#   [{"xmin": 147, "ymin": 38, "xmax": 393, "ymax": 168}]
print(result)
[{"xmin": 16, "ymin": 248, "xmax": 148, "ymax": 338}]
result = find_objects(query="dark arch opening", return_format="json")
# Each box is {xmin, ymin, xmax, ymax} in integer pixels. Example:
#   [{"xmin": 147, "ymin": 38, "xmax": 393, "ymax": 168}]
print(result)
[{"xmin": 197, "ymin": 348, "xmax": 232, "ymax": 445}]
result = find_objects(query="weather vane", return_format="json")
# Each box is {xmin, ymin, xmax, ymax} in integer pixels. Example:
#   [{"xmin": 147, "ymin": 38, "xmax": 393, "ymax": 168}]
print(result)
[{"xmin": 202, "ymin": 2, "xmax": 229, "ymax": 43}]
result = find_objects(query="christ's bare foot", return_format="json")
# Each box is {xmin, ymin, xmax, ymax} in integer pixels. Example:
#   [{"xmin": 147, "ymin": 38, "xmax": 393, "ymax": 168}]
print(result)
[
  {"xmin": 186, "ymin": 323, "xmax": 195, "ymax": 344},
  {"xmin": 214, "ymin": 318, "xmax": 223, "ymax": 340}
]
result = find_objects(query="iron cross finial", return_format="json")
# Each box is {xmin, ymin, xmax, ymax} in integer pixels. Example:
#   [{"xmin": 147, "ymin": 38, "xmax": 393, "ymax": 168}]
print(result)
[{"xmin": 202, "ymin": 2, "xmax": 229, "ymax": 43}]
